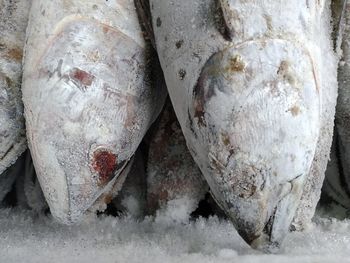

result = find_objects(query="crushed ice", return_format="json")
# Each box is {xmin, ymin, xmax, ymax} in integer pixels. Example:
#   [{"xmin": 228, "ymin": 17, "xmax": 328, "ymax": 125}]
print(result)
[{"xmin": 1, "ymin": 205, "xmax": 350, "ymax": 262}]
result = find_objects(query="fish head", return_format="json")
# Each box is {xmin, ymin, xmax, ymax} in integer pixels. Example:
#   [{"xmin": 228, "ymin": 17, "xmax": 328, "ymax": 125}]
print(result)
[
  {"xmin": 188, "ymin": 39, "xmax": 320, "ymax": 248},
  {"xmin": 25, "ymin": 18, "xmax": 152, "ymax": 224}
]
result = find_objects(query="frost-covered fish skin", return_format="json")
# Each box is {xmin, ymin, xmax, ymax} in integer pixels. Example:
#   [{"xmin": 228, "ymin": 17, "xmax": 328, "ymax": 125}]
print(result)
[
  {"xmin": 147, "ymin": 100, "xmax": 208, "ymax": 222},
  {"xmin": 22, "ymin": 0, "xmax": 167, "ymax": 224},
  {"xmin": 150, "ymin": 0, "xmax": 337, "ymax": 248},
  {"xmin": 293, "ymin": 0, "xmax": 344, "ymax": 231},
  {"xmin": 321, "ymin": 0, "xmax": 350, "ymax": 212},
  {"xmin": 0, "ymin": 0, "xmax": 30, "ymax": 175}
]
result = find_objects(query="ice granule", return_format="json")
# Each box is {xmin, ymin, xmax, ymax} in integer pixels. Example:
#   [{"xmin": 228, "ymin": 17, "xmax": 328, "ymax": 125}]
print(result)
[{"xmin": 1, "ymin": 207, "xmax": 350, "ymax": 263}]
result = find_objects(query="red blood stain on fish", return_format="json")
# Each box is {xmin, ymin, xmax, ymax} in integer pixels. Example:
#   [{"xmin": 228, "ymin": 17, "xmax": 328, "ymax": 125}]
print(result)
[
  {"xmin": 92, "ymin": 150, "xmax": 117, "ymax": 185},
  {"xmin": 69, "ymin": 68, "xmax": 95, "ymax": 87}
]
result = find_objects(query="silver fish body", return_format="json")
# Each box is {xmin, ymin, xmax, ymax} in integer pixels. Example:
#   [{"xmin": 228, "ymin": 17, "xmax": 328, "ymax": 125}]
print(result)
[
  {"xmin": 22, "ymin": 0, "xmax": 167, "ymax": 224},
  {"xmin": 0, "ymin": 0, "xmax": 30, "ymax": 175},
  {"xmin": 150, "ymin": 0, "xmax": 337, "ymax": 248}
]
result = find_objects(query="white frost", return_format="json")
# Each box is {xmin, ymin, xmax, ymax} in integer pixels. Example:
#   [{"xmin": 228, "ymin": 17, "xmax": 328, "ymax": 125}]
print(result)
[{"xmin": 1, "ymin": 208, "xmax": 350, "ymax": 262}]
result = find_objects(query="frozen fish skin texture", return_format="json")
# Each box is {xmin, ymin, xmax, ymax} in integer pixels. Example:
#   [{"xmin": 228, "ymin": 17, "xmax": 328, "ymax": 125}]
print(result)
[
  {"xmin": 0, "ymin": 0, "xmax": 30, "ymax": 174},
  {"xmin": 150, "ymin": 0, "xmax": 337, "ymax": 248},
  {"xmin": 320, "ymin": 0, "xmax": 350, "ymax": 214},
  {"xmin": 0, "ymin": 153, "xmax": 24, "ymax": 204},
  {"xmin": 22, "ymin": 0, "xmax": 167, "ymax": 224},
  {"xmin": 292, "ymin": 0, "xmax": 339, "ymax": 231},
  {"xmin": 15, "ymin": 150, "xmax": 48, "ymax": 213},
  {"xmin": 147, "ymin": 100, "xmax": 209, "ymax": 221},
  {"xmin": 322, "ymin": 134, "xmax": 350, "ymax": 210}
]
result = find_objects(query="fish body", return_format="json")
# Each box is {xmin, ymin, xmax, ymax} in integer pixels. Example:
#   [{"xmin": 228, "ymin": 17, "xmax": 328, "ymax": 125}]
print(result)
[
  {"xmin": 0, "ymin": 0, "xmax": 30, "ymax": 175},
  {"xmin": 321, "ymin": 0, "xmax": 350, "ymax": 213},
  {"xmin": 22, "ymin": 0, "xmax": 166, "ymax": 224},
  {"xmin": 150, "ymin": 0, "xmax": 337, "ymax": 248},
  {"xmin": 0, "ymin": 153, "xmax": 24, "ymax": 204},
  {"xmin": 147, "ymin": 100, "xmax": 208, "ymax": 222}
]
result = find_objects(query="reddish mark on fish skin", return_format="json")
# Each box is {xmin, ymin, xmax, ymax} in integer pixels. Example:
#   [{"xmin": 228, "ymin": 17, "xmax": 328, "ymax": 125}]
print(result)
[
  {"xmin": 69, "ymin": 68, "xmax": 95, "ymax": 87},
  {"xmin": 5, "ymin": 48, "xmax": 23, "ymax": 61},
  {"xmin": 103, "ymin": 25, "xmax": 110, "ymax": 34},
  {"xmin": 92, "ymin": 150, "xmax": 117, "ymax": 185}
]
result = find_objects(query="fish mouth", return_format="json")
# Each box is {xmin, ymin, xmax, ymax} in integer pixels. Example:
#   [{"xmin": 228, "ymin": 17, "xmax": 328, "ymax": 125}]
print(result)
[
  {"xmin": 188, "ymin": 39, "xmax": 320, "ymax": 248},
  {"xmin": 250, "ymin": 175, "xmax": 305, "ymax": 251}
]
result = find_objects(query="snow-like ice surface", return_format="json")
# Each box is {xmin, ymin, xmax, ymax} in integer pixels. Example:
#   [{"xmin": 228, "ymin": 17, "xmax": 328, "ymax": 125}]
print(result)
[{"xmin": 1, "ymin": 208, "xmax": 350, "ymax": 263}]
